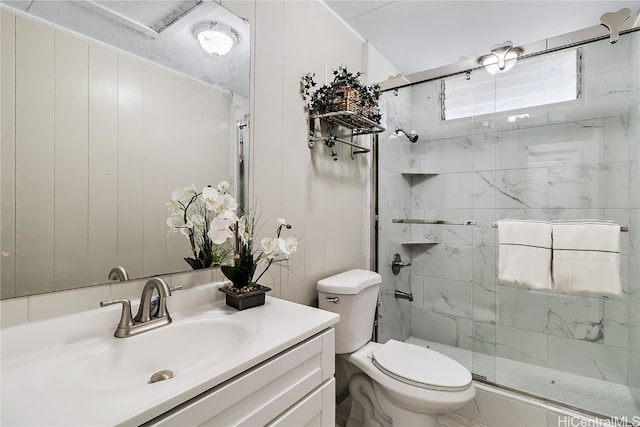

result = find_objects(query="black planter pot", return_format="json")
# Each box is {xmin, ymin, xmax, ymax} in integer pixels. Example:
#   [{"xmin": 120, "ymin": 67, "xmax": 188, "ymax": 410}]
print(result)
[{"xmin": 218, "ymin": 284, "xmax": 271, "ymax": 310}]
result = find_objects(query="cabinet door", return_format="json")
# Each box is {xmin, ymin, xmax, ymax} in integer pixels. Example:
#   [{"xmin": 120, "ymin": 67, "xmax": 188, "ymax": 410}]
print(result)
[
  {"xmin": 267, "ymin": 378, "xmax": 335, "ymax": 427},
  {"xmin": 148, "ymin": 328, "xmax": 335, "ymax": 427}
]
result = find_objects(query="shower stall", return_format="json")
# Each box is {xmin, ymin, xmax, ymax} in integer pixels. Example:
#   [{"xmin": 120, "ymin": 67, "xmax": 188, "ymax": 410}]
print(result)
[{"xmin": 375, "ymin": 22, "xmax": 639, "ymax": 419}]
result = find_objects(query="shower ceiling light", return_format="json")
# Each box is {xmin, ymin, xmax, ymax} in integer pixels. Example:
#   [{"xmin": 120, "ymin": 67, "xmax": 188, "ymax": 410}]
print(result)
[
  {"xmin": 194, "ymin": 22, "xmax": 238, "ymax": 56},
  {"xmin": 478, "ymin": 41, "xmax": 523, "ymax": 75}
]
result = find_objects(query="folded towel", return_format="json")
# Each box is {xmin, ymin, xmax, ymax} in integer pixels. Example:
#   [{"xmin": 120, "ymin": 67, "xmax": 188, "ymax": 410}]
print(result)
[
  {"xmin": 498, "ymin": 220, "xmax": 553, "ymax": 291},
  {"xmin": 552, "ymin": 221, "xmax": 622, "ymax": 298}
]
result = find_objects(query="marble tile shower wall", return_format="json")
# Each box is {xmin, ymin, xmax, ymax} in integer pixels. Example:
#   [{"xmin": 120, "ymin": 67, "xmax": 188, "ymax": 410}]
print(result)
[{"xmin": 377, "ymin": 33, "xmax": 640, "ymax": 393}]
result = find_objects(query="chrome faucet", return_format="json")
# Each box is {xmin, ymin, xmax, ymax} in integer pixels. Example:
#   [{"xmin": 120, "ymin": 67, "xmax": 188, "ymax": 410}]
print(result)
[
  {"xmin": 393, "ymin": 290, "xmax": 414, "ymax": 302},
  {"xmin": 100, "ymin": 278, "xmax": 180, "ymax": 338}
]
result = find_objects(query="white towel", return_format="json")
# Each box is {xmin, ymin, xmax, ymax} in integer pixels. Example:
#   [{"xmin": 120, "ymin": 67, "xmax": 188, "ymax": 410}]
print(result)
[
  {"xmin": 498, "ymin": 220, "xmax": 553, "ymax": 291},
  {"xmin": 552, "ymin": 221, "xmax": 622, "ymax": 298}
]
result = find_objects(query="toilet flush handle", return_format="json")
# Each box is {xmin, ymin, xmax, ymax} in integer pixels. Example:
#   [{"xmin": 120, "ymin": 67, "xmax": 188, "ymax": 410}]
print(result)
[{"xmin": 325, "ymin": 296, "xmax": 340, "ymax": 304}]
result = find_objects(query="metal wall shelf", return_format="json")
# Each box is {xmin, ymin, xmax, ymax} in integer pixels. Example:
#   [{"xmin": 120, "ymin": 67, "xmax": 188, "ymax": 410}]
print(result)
[
  {"xmin": 311, "ymin": 111, "xmax": 385, "ymax": 135},
  {"xmin": 308, "ymin": 111, "xmax": 385, "ymax": 159}
]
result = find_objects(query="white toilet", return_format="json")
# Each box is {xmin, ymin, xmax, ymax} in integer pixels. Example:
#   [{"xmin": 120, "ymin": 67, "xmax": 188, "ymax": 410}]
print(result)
[{"xmin": 318, "ymin": 269, "xmax": 476, "ymax": 427}]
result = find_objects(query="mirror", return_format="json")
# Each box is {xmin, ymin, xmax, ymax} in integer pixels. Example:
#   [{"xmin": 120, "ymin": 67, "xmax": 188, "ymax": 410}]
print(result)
[{"xmin": 0, "ymin": 0, "xmax": 250, "ymax": 298}]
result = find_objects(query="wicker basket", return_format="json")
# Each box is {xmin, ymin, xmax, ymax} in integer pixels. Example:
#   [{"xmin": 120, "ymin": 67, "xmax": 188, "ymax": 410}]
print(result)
[
  {"xmin": 325, "ymin": 86, "xmax": 379, "ymax": 121},
  {"xmin": 325, "ymin": 86, "xmax": 360, "ymax": 114}
]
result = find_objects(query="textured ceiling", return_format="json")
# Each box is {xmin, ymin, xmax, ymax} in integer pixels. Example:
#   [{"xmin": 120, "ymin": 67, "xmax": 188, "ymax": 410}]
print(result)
[
  {"xmin": 3, "ymin": 0, "xmax": 250, "ymax": 96},
  {"xmin": 324, "ymin": 0, "xmax": 640, "ymax": 75}
]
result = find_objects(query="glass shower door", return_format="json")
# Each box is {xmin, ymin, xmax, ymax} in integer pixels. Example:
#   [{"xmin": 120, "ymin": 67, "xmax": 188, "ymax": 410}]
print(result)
[{"xmin": 375, "ymin": 30, "xmax": 640, "ymax": 419}]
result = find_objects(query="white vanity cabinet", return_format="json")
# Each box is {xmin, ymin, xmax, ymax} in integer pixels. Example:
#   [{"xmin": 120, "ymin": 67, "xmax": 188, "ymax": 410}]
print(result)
[{"xmin": 145, "ymin": 328, "xmax": 336, "ymax": 427}]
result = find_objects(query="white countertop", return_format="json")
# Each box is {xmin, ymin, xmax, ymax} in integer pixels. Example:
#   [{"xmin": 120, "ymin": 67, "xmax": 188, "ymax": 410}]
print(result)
[{"xmin": 0, "ymin": 283, "xmax": 339, "ymax": 426}]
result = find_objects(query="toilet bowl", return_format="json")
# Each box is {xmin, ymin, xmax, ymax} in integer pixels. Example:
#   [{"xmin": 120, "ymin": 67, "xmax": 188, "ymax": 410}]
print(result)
[
  {"xmin": 318, "ymin": 269, "xmax": 475, "ymax": 427},
  {"xmin": 346, "ymin": 341, "xmax": 475, "ymax": 426}
]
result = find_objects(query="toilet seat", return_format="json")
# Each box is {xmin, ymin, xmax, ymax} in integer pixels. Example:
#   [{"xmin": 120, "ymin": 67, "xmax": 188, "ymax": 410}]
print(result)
[
  {"xmin": 371, "ymin": 340, "xmax": 471, "ymax": 392},
  {"xmin": 346, "ymin": 341, "xmax": 476, "ymax": 416}
]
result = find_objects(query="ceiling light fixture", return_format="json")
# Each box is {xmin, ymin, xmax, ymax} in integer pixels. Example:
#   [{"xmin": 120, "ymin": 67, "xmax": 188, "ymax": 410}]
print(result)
[
  {"xmin": 477, "ymin": 41, "xmax": 523, "ymax": 75},
  {"xmin": 194, "ymin": 22, "xmax": 238, "ymax": 56}
]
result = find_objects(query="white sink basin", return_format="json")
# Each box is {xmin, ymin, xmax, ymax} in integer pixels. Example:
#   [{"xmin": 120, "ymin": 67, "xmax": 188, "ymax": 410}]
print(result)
[
  {"xmin": 1, "ymin": 283, "xmax": 339, "ymax": 426},
  {"xmin": 70, "ymin": 317, "xmax": 254, "ymax": 392}
]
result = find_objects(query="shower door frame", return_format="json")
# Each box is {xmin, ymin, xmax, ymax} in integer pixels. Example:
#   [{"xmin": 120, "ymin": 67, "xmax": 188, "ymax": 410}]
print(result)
[{"xmin": 377, "ymin": 11, "xmax": 639, "ymax": 93}]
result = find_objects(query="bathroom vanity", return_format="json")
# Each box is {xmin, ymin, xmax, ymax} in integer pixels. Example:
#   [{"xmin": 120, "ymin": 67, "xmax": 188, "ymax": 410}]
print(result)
[{"xmin": 0, "ymin": 283, "xmax": 339, "ymax": 426}]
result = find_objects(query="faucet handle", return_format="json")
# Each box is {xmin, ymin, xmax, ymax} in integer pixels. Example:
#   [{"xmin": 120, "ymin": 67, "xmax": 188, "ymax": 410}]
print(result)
[
  {"xmin": 100, "ymin": 298, "xmax": 134, "ymax": 332},
  {"xmin": 149, "ymin": 285, "xmax": 182, "ymax": 315}
]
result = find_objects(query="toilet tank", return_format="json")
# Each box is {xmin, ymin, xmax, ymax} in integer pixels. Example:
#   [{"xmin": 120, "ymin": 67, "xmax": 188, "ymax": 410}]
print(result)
[{"xmin": 317, "ymin": 269, "xmax": 381, "ymax": 354}]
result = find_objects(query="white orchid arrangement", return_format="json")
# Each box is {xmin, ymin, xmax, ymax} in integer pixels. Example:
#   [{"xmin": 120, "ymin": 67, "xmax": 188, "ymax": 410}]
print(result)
[
  {"xmin": 166, "ymin": 182, "xmax": 236, "ymax": 270},
  {"xmin": 167, "ymin": 181, "xmax": 298, "ymax": 288}
]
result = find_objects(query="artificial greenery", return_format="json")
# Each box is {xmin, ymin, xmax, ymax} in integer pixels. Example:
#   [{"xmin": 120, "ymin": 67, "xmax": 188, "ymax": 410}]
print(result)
[
  {"xmin": 221, "ymin": 213, "xmax": 294, "ymax": 289},
  {"xmin": 301, "ymin": 65, "xmax": 381, "ymax": 121},
  {"xmin": 166, "ymin": 185, "xmax": 232, "ymax": 270},
  {"xmin": 168, "ymin": 183, "xmax": 298, "ymax": 289},
  {"xmin": 301, "ymin": 66, "xmax": 382, "ymax": 160}
]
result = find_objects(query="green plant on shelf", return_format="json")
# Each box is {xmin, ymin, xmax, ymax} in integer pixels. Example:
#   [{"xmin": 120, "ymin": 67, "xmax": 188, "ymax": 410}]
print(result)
[{"xmin": 301, "ymin": 65, "xmax": 382, "ymax": 160}]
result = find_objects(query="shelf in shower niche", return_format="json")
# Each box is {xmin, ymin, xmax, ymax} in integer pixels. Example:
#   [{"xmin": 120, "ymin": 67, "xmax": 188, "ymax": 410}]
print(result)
[
  {"xmin": 400, "ymin": 172, "xmax": 438, "ymax": 178},
  {"xmin": 400, "ymin": 240, "xmax": 438, "ymax": 246}
]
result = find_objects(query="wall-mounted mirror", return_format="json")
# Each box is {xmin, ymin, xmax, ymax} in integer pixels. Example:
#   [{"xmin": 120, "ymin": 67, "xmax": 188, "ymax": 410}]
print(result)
[{"xmin": 0, "ymin": 0, "xmax": 250, "ymax": 298}]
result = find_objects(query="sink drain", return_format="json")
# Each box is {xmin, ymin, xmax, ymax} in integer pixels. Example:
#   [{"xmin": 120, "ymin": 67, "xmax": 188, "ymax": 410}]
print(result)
[{"xmin": 149, "ymin": 370, "xmax": 174, "ymax": 384}]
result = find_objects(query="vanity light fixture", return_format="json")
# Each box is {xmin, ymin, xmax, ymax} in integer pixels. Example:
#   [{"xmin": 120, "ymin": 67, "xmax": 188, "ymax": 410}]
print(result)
[
  {"xmin": 194, "ymin": 22, "xmax": 238, "ymax": 56},
  {"xmin": 477, "ymin": 41, "xmax": 523, "ymax": 74}
]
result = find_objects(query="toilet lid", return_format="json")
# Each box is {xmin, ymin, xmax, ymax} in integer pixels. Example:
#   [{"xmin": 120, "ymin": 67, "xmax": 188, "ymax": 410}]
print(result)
[{"xmin": 371, "ymin": 340, "xmax": 472, "ymax": 391}]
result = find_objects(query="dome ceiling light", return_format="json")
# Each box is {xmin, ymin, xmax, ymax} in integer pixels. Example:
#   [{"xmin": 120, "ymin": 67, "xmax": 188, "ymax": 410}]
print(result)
[{"xmin": 194, "ymin": 22, "xmax": 238, "ymax": 56}]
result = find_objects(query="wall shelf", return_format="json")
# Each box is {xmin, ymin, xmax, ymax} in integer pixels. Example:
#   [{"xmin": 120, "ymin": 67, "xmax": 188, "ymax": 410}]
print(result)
[
  {"xmin": 400, "ymin": 240, "xmax": 438, "ymax": 246},
  {"xmin": 308, "ymin": 111, "xmax": 385, "ymax": 159},
  {"xmin": 311, "ymin": 111, "xmax": 385, "ymax": 135},
  {"xmin": 400, "ymin": 172, "xmax": 438, "ymax": 178}
]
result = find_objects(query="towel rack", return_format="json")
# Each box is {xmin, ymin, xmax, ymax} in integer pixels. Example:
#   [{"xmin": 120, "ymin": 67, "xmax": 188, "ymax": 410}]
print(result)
[
  {"xmin": 491, "ymin": 222, "xmax": 628, "ymax": 232},
  {"xmin": 309, "ymin": 134, "xmax": 370, "ymax": 155},
  {"xmin": 308, "ymin": 111, "xmax": 385, "ymax": 159},
  {"xmin": 392, "ymin": 219, "xmax": 477, "ymax": 226}
]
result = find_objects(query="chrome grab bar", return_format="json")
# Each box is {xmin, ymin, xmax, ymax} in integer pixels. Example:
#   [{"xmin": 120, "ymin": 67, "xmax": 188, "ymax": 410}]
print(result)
[{"xmin": 392, "ymin": 219, "xmax": 476, "ymax": 225}]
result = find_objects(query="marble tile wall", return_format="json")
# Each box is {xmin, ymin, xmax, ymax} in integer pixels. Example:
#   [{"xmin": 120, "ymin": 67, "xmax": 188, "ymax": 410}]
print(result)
[{"xmin": 377, "ymin": 31, "xmax": 640, "ymax": 409}]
